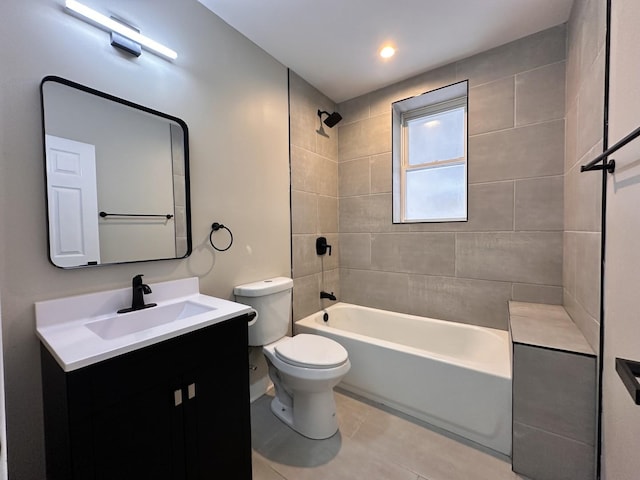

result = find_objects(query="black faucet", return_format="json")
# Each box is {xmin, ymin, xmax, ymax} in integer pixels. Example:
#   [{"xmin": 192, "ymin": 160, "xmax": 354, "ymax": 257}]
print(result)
[
  {"xmin": 320, "ymin": 291, "xmax": 337, "ymax": 301},
  {"xmin": 117, "ymin": 274, "xmax": 157, "ymax": 314}
]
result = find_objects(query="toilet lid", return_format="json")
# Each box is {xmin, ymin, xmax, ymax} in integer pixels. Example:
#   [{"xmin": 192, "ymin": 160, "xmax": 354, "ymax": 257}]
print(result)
[{"xmin": 274, "ymin": 334, "xmax": 348, "ymax": 369}]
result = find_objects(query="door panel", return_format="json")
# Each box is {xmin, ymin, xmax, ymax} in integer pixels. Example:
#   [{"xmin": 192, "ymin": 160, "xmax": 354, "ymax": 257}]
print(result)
[{"xmin": 45, "ymin": 134, "xmax": 100, "ymax": 267}]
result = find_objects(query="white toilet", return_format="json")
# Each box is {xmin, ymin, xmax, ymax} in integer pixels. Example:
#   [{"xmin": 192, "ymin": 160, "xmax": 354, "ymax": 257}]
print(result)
[{"xmin": 234, "ymin": 277, "xmax": 350, "ymax": 439}]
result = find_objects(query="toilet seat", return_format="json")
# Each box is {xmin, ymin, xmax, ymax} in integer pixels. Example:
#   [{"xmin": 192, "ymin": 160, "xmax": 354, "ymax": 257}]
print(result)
[{"xmin": 274, "ymin": 334, "xmax": 348, "ymax": 369}]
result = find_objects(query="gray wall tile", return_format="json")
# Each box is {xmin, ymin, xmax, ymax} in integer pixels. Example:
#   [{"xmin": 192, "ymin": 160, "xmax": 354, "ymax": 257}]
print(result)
[
  {"xmin": 339, "ymin": 158, "xmax": 370, "ymax": 197},
  {"xmin": 456, "ymin": 24, "xmax": 566, "ymax": 86},
  {"xmin": 339, "ymin": 194, "xmax": 412, "ymax": 234},
  {"xmin": 339, "ymin": 195, "xmax": 372, "ymax": 233},
  {"xmin": 575, "ymin": 232, "xmax": 601, "ymax": 319},
  {"xmin": 576, "ymin": 49, "xmax": 605, "ymax": 160},
  {"xmin": 316, "ymin": 122, "xmax": 338, "ymax": 160},
  {"xmin": 516, "ymin": 61, "xmax": 566, "ymax": 126},
  {"xmin": 408, "ymin": 275, "xmax": 512, "ymax": 329},
  {"xmin": 565, "ymin": 101, "xmax": 578, "ymax": 172},
  {"xmin": 339, "ymin": 233, "xmax": 371, "ymax": 269},
  {"xmin": 515, "ymin": 176, "xmax": 564, "ymax": 231},
  {"xmin": 371, "ymin": 233, "xmax": 455, "ymax": 276},
  {"xmin": 290, "ymin": 145, "xmax": 319, "ymax": 193},
  {"xmin": 338, "ymin": 114, "xmax": 391, "ymax": 161},
  {"xmin": 291, "ymin": 146, "xmax": 337, "ymax": 195},
  {"xmin": 291, "ymin": 190, "xmax": 317, "ymax": 234},
  {"xmin": 469, "ymin": 120, "xmax": 564, "ymax": 183},
  {"xmin": 468, "ymin": 76, "xmax": 514, "ymax": 135},
  {"xmin": 318, "ymin": 195, "xmax": 338, "ymax": 233},
  {"xmin": 292, "ymin": 234, "xmax": 322, "ymax": 278},
  {"xmin": 563, "ymin": 289, "xmax": 600, "ymax": 354},
  {"xmin": 456, "ymin": 232, "xmax": 563, "ymax": 285},
  {"xmin": 317, "ymin": 157, "xmax": 338, "ymax": 196},
  {"xmin": 564, "ymin": 142, "xmax": 603, "ymax": 233},
  {"xmin": 293, "ymin": 274, "xmax": 321, "ymax": 321},
  {"xmin": 513, "ymin": 344, "xmax": 597, "ymax": 444},
  {"xmin": 563, "ymin": 232, "xmax": 577, "ymax": 298},
  {"xmin": 512, "ymin": 283, "xmax": 563, "ymax": 305},
  {"xmin": 340, "ymin": 269, "xmax": 410, "ymax": 314},
  {"xmin": 513, "ymin": 421, "xmax": 595, "ymax": 480},
  {"xmin": 370, "ymin": 153, "xmax": 391, "ymax": 193},
  {"xmin": 575, "ymin": 0, "xmax": 607, "ymax": 83},
  {"xmin": 338, "ymin": 95, "xmax": 370, "ymax": 125},
  {"xmin": 562, "ymin": 0, "xmax": 605, "ymax": 346}
]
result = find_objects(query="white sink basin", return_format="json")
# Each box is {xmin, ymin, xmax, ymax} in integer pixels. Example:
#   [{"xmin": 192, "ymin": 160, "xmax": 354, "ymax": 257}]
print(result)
[
  {"xmin": 35, "ymin": 277, "xmax": 253, "ymax": 371},
  {"xmin": 85, "ymin": 301, "xmax": 217, "ymax": 340}
]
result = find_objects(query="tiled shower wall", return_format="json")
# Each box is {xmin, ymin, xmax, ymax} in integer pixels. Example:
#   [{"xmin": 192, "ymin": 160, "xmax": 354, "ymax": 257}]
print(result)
[
  {"xmin": 564, "ymin": 0, "xmax": 606, "ymax": 352},
  {"xmin": 336, "ymin": 26, "xmax": 567, "ymax": 330},
  {"xmin": 289, "ymin": 71, "xmax": 340, "ymax": 321}
]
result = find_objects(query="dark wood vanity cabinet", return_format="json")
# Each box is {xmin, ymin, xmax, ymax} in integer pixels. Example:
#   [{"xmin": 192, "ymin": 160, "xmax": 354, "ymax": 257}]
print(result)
[{"xmin": 40, "ymin": 315, "xmax": 253, "ymax": 480}]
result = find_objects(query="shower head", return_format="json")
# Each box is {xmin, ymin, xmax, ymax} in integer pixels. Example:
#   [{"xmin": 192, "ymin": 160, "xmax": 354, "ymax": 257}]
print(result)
[{"xmin": 317, "ymin": 109, "xmax": 343, "ymax": 128}]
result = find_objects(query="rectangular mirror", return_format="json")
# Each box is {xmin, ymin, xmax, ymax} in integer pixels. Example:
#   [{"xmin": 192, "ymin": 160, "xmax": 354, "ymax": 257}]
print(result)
[{"xmin": 40, "ymin": 76, "xmax": 191, "ymax": 268}]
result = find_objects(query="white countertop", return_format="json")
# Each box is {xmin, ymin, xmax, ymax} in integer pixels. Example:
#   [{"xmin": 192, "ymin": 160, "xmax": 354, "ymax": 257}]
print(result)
[{"xmin": 36, "ymin": 277, "xmax": 253, "ymax": 372}]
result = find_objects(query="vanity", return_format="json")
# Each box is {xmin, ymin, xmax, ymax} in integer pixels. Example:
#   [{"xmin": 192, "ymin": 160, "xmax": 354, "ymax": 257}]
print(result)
[{"xmin": 36, "ymin": 277, "xmax": 253, "ymax": 480}]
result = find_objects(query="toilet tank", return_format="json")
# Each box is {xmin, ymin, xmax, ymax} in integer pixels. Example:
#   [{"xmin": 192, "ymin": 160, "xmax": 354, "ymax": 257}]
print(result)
[{"xmin": 233, "ymin": 277, "xmax": 293, "ymax": 346}]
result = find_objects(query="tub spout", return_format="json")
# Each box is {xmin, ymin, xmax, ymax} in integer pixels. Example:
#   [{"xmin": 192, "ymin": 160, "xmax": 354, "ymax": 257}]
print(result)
[{"xmin": 320, "ymin": 291, "xmax": 336, "ymax": 301}]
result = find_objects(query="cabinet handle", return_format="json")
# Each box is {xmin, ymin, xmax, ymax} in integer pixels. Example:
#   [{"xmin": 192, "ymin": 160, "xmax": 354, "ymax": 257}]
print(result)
[
  {"xmin": 188, "ymin": 383, "xmax": 196, "ymax": 400},
  {"xmin": 174, "ymin": 389, "xmax": 183, "ymax": 406}
]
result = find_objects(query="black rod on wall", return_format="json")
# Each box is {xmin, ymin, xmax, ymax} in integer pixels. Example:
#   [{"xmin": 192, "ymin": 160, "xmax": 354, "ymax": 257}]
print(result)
[
  {"xmin": 99, "ymin": 211, "xmax": 174, "ymax": 219},
  {"xmin": 579, "ymin": 124, "xmax": 640, "ymax": 173}
]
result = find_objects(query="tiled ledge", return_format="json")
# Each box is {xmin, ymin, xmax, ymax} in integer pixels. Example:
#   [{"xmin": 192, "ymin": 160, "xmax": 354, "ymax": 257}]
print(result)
[{"xmin": 508, "ymin": 301, "xmax": 595, "ymax": 357}]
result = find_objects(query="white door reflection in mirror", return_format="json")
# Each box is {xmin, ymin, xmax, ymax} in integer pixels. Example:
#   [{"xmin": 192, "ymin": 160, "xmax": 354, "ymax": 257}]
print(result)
[{"xmin": 45, "ymin": 134, "xmax": 100, "ymax": 267}]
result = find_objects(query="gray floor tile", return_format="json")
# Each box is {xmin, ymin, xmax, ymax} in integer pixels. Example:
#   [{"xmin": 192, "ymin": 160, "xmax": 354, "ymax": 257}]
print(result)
[{"xmin": 252, "ymin": 390, "xmax": 525, "ymax": 480}]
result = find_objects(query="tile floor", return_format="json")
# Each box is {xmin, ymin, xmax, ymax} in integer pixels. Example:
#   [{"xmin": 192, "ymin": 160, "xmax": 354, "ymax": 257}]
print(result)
[{"xmin": 251, "ymin": 389, "xmax": 527, "ymax": 480}]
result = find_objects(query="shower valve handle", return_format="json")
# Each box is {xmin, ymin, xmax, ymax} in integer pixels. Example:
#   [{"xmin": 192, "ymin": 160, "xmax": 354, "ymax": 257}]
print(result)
[{"xmin": 316, "ymin": 237, "xmax": 332, "ymax": 256}]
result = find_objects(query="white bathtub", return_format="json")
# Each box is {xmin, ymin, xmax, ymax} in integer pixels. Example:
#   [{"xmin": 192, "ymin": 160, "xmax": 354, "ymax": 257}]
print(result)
[{"xmin": 295, "ymin": 302, "xmax": 512, "ymax": 455}]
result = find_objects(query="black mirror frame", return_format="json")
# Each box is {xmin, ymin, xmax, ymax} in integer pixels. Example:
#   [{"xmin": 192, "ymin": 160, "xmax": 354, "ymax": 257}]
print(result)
[{"xmin": 40, "ymin": 75, "xmax": 192, "ymax": 268}]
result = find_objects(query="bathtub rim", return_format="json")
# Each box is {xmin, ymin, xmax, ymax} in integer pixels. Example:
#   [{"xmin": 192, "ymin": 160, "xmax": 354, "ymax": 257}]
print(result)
[{"xmin": 295, "ymin": 302, "xmax": 511, "ymax": 380}]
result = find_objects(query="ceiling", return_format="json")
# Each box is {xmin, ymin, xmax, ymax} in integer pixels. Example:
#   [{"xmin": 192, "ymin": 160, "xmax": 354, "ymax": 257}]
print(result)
[{"xmin": 198, "ymin": 0, "xmax": 574, "ymax": 103}]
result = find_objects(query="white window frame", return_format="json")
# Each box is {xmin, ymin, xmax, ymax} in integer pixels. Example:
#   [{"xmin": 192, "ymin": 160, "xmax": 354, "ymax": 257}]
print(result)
[{"xmin": 392, "ymin": 81, "xmax": 468, "ymax": 223}]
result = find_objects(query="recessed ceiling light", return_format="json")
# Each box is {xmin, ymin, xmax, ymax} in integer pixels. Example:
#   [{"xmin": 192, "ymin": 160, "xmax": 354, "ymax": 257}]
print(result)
[{"xmin": 380, "ymin": 46, "xmax": 395, "ymax": 59}]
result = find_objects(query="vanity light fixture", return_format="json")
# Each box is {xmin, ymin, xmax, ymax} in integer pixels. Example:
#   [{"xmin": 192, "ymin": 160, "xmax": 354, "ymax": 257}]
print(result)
[{"xmin": 64, "ymin": 0, "xmax": 178, "ymax": 60}]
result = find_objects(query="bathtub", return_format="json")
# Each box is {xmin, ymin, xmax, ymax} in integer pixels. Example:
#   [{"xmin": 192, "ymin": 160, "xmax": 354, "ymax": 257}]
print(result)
[{"xmin": 295, "ymin": 302, "xmax": 512, "ymax": 455}]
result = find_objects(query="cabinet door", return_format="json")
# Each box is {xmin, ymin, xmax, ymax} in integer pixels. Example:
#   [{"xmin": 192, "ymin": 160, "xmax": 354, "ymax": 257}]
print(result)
[
  {"xmin": 182, "ymin": 317, "xmax": 252, "ymax": 479},
  {"xmin": 78, "ymin": 338, "xmax": 187, "ymax": 480},
  {"xmin": 89, "ymin": 378, "xmax": 185, "ymax": 480}
]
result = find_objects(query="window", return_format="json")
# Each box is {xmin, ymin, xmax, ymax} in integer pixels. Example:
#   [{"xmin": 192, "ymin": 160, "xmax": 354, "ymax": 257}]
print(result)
[{"xmin": 392, "ymin": 81, "xmax": 468, "ymax": 223}]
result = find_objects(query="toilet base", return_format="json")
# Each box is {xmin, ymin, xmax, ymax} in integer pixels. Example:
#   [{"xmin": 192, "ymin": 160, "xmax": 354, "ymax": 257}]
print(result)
[{"xmin": 270, "ymin": 391, "xmax": 339, "ymax": 440}]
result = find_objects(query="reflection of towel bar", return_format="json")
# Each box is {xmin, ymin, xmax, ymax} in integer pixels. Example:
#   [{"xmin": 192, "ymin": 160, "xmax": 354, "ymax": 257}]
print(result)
[{"xmin": 99, "ymin": 211, "xmax": 173, "ymax": 219}]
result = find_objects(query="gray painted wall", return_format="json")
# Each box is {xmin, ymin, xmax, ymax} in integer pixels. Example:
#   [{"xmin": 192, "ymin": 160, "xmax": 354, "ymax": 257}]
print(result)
[
  {"xmin": 603, "ymin": 0, "xmax": 640, "ymax": 476},
  {"xmin": 334, "ymin": 26, "xmax": 567, "ymax": 331},
  {"xmin": 0, "ymin": 0, "xmax": 290, "ymax": 477}
]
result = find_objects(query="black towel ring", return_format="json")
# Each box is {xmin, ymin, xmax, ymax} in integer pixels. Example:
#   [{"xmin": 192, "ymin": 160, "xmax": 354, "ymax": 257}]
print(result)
[{"xmin": 209, "ymin": 222, "xmax": 234, "ymax": 252}]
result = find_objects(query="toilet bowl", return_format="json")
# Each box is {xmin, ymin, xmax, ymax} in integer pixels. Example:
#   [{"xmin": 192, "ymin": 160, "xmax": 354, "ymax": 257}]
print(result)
[
  {"xmin": 233, "ymin": 277, "xmax": 351, "ymax": 440},
  {"xmin": 263, "ymin": 334, "xmax": 350, "ymax": 439}
]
